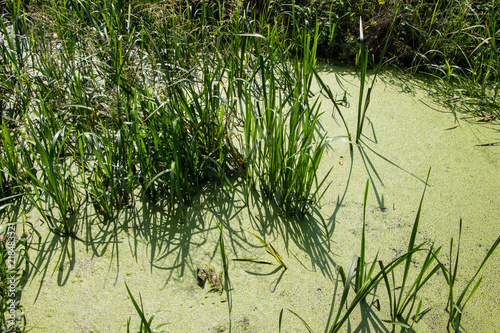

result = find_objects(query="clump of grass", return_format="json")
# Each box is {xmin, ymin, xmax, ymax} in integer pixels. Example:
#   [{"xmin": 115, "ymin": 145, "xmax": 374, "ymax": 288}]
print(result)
[
  {"xmin": 0, "ymin": 0, "xmax": 256, "ymax": 233},
  {"xmin": 318, "ymin": 174, "xmax": 431, "ymax": 333},
  {"xmin": 379, "ymin": 169, "xmax": 442, "ymax": 331},
  {"xmin": 0, "ymin": 124, "xmax": 26, "ymax": 205},
  {"xmin": 441, "ymin": 219, "xmax": 500, "ymax": 332},
  {"xmin": 279, "ymin": 169, "xmax": 500, "ymax": 332},
  {"xmin": 369, "ymin": 0, "xmax": 499, "ymax": 118},
  {"xmin": 21, "ymin": 108, "xmax": 81, "ymax": 237},
  {"xmin": 0, "ymin": 0, "xmax": 395, "ymax": 239},
  {"xmin": 125, "ymin": 283, "xmax": 167, "ymax": 333},
  {"xmin": 280, "ymin": 243, "xmax": 417, "ymax": 333},
  {"xmin": 239, "ymin": 26, "xmax": 334, "ymax": 218}
]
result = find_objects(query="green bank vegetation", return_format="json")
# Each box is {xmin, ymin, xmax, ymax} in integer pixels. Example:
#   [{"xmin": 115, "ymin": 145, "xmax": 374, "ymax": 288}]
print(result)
[{"xmin": 0, "ymin": 0, "xmax": 499, "ymax": 332}]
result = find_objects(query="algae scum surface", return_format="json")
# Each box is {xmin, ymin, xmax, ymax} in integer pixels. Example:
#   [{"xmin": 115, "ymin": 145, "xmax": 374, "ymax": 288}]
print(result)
[{"xmin": 21, "ymin": 68, "xmax": 500, "ymax": 332}]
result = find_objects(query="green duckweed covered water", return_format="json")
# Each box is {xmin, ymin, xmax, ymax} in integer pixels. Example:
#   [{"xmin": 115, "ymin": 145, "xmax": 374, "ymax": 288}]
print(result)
[{"xmin": 20, "ymin": 67, "xmax": 500, "ymax": 332}]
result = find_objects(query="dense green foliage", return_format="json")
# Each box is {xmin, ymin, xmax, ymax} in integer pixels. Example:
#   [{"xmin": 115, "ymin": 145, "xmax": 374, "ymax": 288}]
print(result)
[
  {"xmin": 0, "ymin": 0, "xmax": 340, "ymax": 329},
  {"xmin": 262, "ymin": 0, "xmax": 499, "ymax": 116},
  {"xmin": 0, "ymin": 0, "xmax": 498, "ymax": 331},
  {"xmin": 0, "ymin": 0, "xmax": 340, "ymax": 226},
  {"xmin": 1, "ymin": 0, "xmax": 498, "ymax": 117}
]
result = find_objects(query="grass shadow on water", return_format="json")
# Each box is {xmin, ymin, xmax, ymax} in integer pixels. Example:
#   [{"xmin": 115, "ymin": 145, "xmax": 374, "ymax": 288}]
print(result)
[
  {"xmin": 243, "ymin": 190, "xmax": 338, "ymax": 282},
  {"xmin": 25, "ymin": 232, "xmax": 77, "ymax": 302},
  {"xmin": 357, "ymin": 145, "xmax": 386, "ymax": 211},
  {"xmin": 351, "ymin": 300, "xmax": 391, "ymax": 333},
  {"xmin": 358, "ymin": 142, "xmax": 431, "ymax": 186},
  {"xmin": 134, "ymin": 199, "xmax": 208, "ymax": 286}
]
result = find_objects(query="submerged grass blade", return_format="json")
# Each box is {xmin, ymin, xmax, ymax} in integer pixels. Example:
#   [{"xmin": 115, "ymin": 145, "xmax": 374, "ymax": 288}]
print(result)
[
  {"xmin": 231, "ymin": 258, "xmax": 273, "ymax": 265},
  {"xmin": 216, "ymin": 221, "xmax": 229, "ymax": 274},
  {"xmin": 243, "ymin": 227, "xmax": 287, "ymax": 270}
]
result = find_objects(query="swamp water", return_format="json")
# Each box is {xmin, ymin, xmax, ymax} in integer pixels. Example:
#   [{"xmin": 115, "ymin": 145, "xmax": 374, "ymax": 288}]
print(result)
[{"xmin": 20, "ymin": 66, "xmax": 500, "ymax": 332}]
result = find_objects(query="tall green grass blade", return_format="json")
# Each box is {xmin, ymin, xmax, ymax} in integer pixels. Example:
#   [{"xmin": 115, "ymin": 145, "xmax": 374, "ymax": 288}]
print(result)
[
  {"xmin": 355, "ymin": 4, "xmax": 400, "ymax": 144},
  {"xmin": 356, "ymin": 179, "xmax": 370, "ymax": 291},
  {"xmin": 124, "ymin": 282, "xmax": 169, "ymax": 333},
  {"xmin": 396, "ymin": 167, "xmax": 431, "ymax": 311}
]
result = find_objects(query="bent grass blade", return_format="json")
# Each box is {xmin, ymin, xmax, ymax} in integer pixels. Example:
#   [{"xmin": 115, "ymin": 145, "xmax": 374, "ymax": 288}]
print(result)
[{"xmin": 243, "ymin": 227, "xmax": 287, "ymax": 270}]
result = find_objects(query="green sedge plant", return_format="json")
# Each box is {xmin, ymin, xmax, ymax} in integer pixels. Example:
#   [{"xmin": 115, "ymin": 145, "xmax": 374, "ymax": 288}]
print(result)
[
  {"xmin": 239, "ymin": 25, "xmax": 333, "ymax": 218},
  {"xmin": 125, "ymin": 283, "xmax": 167, "ymax": 333},
  {"xmin": 0, "ymin": 124, "xmax": 25, "ymax": 201},
  {"xmin": 441, "ymin": 219, "xmax": 500, "ymax": 332},
  {"xmin": 21, "ymin": 108, "xmax": 80, "ymax": 237},
  {"xmin": 279, "ymin": 169, "xmax": 436, "ymax": 333},
  {"xmin": 379, "ymin": 169, "xmax": 442, "ymax": 331}
]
